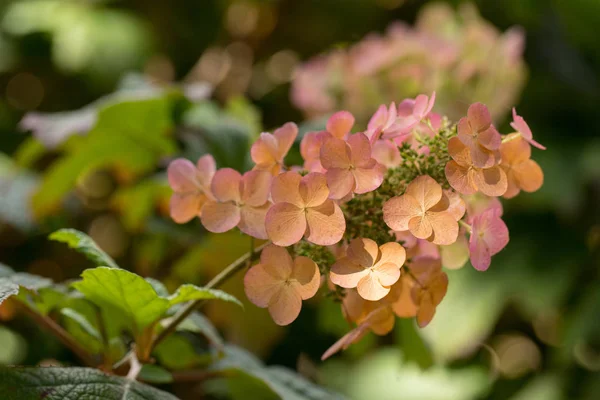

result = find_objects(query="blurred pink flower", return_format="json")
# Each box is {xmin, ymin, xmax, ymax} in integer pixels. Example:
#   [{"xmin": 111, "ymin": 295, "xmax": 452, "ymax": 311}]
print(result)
[
  {"xmin": 168, "ymin": 155, "xmax": 216, "ymax": 224},
  {"xmin": 468, "ymin": 208, "xmax": 509, "ymax": 271}
]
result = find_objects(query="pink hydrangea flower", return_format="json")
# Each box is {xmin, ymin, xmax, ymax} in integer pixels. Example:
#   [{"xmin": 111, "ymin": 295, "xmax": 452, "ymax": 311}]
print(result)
[
  {"xmin": 167, "ymin": 155, "xmax": 216, "ymax": 224},
  {"xmin": 365, "ymin": 103, "xmax": 403, "ymax": 142},
  {"xmin": 201, "ymin": 169, "xmax": 271, "ymax": 239},
  {"xmin": 265, "ymin": 172, "xmax": 346, "ymax": 246},
  {"xmin": 251, "ymin": 122, "xmax": 298, "ymax": 174},
  {"xmin": 326, "ymin": 110, "xmax": 355, "ymax": 139},
  {"xmin": 510, "ymin": 108, "xmax": 546, "ymax": 150},
  {"xmin": 320, "ymin": 133, "xmax": 385, "ymax": 199},
  {"xmin": 457, "ymin": 102, "xmax": 502, "ymax": 168},
  {"xmin": 371, "ymin": 139, "xmax": 401, "ymax": 168},
  {"xmin": 468, "ymin": 208, "xmax": 509, "ymax": 271},
  {"xmin": 391, "ymin": 92, "xmax": 436, "ymax": 137}
]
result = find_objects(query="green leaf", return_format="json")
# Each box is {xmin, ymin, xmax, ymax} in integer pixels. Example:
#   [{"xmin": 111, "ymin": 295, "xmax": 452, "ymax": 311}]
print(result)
[
  {"xmin": 153, "ymin": 334, "xmax": 211, "ymax": 370},
  {"xmin": 72, "ymin": 267, "xmax": 241, "ymax": 336},
  {"xmin": 49, "ymin": 229, "xmax": 119, "ymax": 269},
  {"xmin": 139, "ymin": 365, "xmax": 173, "ymax": 384},
  {"xmin": 0, "ymin": 367, "xmax": 178, "ymax": 400},
  {"xmin": 175, "ymin": 312, "xmax": 224, "ymax": 348},
  {"xmin": 13, "ymin": 137, "xmax": 47, "ymax": 168},
  {"xmin": 396, "ymin": 319, "xmax": 434, "ymax": 369},
  {"xmin": 0, "ymin": 281, "xmax": 19, "ymax": 306},
  {"xmin": 0, "ymin": 266, "xmax": 53, "ymax": 306},
  {"xmin": 169, "ymin": 284, "xmax": 242, "ymax": 308},
  {"xmin": 212, "ymin": 345, "xmax": 347, "ymax": 400},
  {"xmin": 60, "ymin": 308, "xmax": 101, "ymax": 341}
]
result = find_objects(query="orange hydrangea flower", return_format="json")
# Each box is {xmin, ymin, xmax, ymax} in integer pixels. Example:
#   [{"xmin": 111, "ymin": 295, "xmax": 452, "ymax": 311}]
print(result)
[
  {"xmin": 244, "ymin": 245, "xmax": 320, "ymax": 326},
  {"xmin": 167, "ymin": 155, "xmax": 216, "ymax": 223},
  {"xmin": 457, "ymin": 102, "xmax": 501, "ymax": 168},
  {"xmin": 265, "ymin": 172, "xmax": 345, "ymax": 246},
  {"xmin": 251, "ymin": 122, "xmax": 298, "ymax": 174},
  {"xmin": 320, "ymin": 133, "xmax": 385, "ymax": 199},
  {"xmin": 330, "ymin": 238, "xmax": 406, "ymax": 301},
  {"xmin": 445, "ymin": 136, "xmax": 508, "ymax": 196},
  {"xmin": 409, "ymin": 257, "xmax": 448, "ymax": 327},
  {"xmin": 201, "ymin": 168, "xmax": 271, "ymax": 239},
  {"xmin": 383, "ymin": 175, "xmax": 460, "ymax": 245},
  {"xmin": 499, "ymin": 136, "xmax": 544, "ymax": 199}
]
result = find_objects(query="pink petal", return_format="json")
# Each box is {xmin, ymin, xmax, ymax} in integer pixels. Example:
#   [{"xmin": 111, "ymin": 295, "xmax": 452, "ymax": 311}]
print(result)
[
  {"xmin": 200, "ymin": 201, "xmax": 241, "ymax": 233},
  {"xmin": 265, "ymin": 203, "xmax": 306, "ymax": 246},
  {"xmin": 241, "ymin": 170, "xmax": 271, "ymax": 207},
  {"xmin": 467, "ymin": 102, "xmax": 492, "ymax": 132},
  {"xmin": 300, "ymin": 132, "xmax": 324, "ymax": 162},
  {"xmin": 478, "ymin": 126, "xmax": 502, "ymax": 151},
  {"xmin": 372, "ymin": 139, "xmax": 401, "ymax": 168},
  {"xmin": 347, "ymin": 133, "xmax": 372, "ymax": 168},
  {"xmin": 305, "ymin": 200, "xmax": 345, "ymax": 245},
  {"xmin": 330, "ymin": 258, "xmax": 369, "ymax": 288},
  {"xmin": 383, "ymin": 195, "xmax": 422, "ymax": 231},
  {"xmin": 428, "ymin": 211, "xmax": 459, "ymax": 245},
  {"xmin": 320, "ymin": 136, "xmax": 351, "ymax": 169},
  {"xmin": 405, "ymin": 175, "xmax": 443, "ymax": 210},
  {"xmin": 473, "ymin": 167, "xmax": 508, "ymax": 197},
  {"xmin": 291, "ymin": 256, "xmax": 321, "ymax": 299},
  {"xmin": 239, "ymin": 204, "xmax": 269, "ymax": 239},
  {"xmin": 397, "ymin": 99, "xmax": 415, "ymax": 117},
  {"xmin": 273, "ymin": 122, "xmax": 298, "ymax": 160},
  {"xmin": 326, "ymin": 168, "xmax": 356, "ymax": 200},
  {"xmin": 457, "ymin": 118, "xmax": 476, "ymax": 148},
  {"xmin": 469, "ymin": 144, "xmax": 496, "ymax": 168},
  {"xmin": 357, "ymin": 273, "xmax": 390, "ymax": 301},
  {"xmin": 478, "ymin": 211, "xmax": 509, "ymax": 255},
  {"xmin": 244, "ymin": 264, "xmax": 284, "ymax": 308},
  {"xmin": 299, "ymin": 172, "xmax": 330, "ymax": 207},
  {"xmin": 170, "ymin": 193, "xmax": 202, "ymax": 224},
  {"xmin": 251, "ymin": 132, "xmax": 278, "ymax": 166},
  {"xmin": 211, "ymin": 168, "xmax": 242, "ymax": 203},
  {"xmin": 326, "ymin": 111, "xmax": 355, "ymax": 139},
  {"xmin": 260, "ymin": 245, "xmax": 293, "ymax": 279},
  {"xmin": 168, "ymin": 159, "xmax": 200, "ymax": 192},
  {"xmin": 271, "ymin": 172, "xmax": 303, "ymax": 207},
  {"xmin": 510, "ymin": 108, "xmax": 532, "ymax": 140},
  {"xmin": 413, "ymin": 94, "xmax": 429, "ymax": 118},
  {"xmin": 444, "ymin": 190, "xmax": 466, "ymax": 221},
  {"xmin": 445, "ymin": 161, "xmax": 477, "ymax": 195},
  {"xmin": 195, "ymin": 154, "xmax": 216, "ymax": 188},
  {"xmin": 353, "ymin": 163, "xmax": 385, "ymax": 194},
  {"xmin": 469, "ymin": 235, "xmax": 491, "ymax": 271},
  {"xmin": 268, "ymin": 286, "xmax": 302, "ymax": 326},
  {"xmin": 367, "ymin": 104, "xmax": 388, "ymax": 135}
]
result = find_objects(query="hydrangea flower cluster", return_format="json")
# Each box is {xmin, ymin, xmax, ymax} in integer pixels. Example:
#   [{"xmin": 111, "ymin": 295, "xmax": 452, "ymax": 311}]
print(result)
[
  {"xmin": 167, "ymin": 95, "xmax": 544, "ymax": 360},
  {"xmin": 291, "ymin": 2, "xmax": 526, "ymax": 123}
]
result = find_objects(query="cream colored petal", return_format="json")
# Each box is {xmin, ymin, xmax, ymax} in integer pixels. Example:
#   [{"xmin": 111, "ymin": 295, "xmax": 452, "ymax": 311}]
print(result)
[
  {"xmin": 330, "ymin": 258, "xmax": 368, "ymax": 289},
  {"xmin": 383, "ymin": 194, "xmax": 422, "ymax": 231},
  {"xmin": 357, "ymin": 272, "xmax": 390, "ymax": 301},
  {"xmin": 405, "ymin": 175, "xmax": 443, "ymax": 210},
  {"xmin": 292, "ymin": 256, "xmax": 321, "ymax": 300}
]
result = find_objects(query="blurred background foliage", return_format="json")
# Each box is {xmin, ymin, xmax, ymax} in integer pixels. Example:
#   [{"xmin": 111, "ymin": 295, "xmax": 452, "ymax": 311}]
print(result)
[{"xmin": 0, "ymin": 0, "xmax": 599, "ymax": 399}]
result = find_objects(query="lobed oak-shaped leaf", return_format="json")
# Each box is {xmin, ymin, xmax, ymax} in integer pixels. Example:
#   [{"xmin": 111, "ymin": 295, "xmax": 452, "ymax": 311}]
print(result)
[
  {"xmin": 0, "ymin": 367, "xmax": 178, "ymax": 400},
  {"xmin": 49, "ymin": 229, "xmax": 119, "ymax": 269},
  {"xmin": 72, "ymin": 267, "xmax": 241, "ymax": 335}
]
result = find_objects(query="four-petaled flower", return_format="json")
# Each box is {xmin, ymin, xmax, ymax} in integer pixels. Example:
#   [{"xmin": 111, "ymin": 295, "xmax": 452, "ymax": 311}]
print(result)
[
  {"xmin": 499, "ymin": 136, "xmax": 544, "ymax": 199},
  {"xmin": 445, "ymin": 136, "xmax": 507, "ymax": 196},
  {"xmin": 383, "ymin": 175, "xmax": 460, "ymax": 245},
  {"xmin": 409, "ymin": 257, "xmax": 448, "ymax": 327},
  {"xmin": 393, "ymin": 92, "xmax": 436, "ymax": 137},
  {"xmin": 468, "ymin": 208, "xmax": 509, "ymax": 271},
  {"xmin": 330, "ymin": 238, "xmax": 406, "ymax": 301},
  {"xmin": 265, "ymin": 172, "xmax": 346, "ymax": 246},
  {"xmin": 457, "ymin": 102, "xmax": 501, "ymax": 168},
  {"xmin": 510, "ymin": 108, "xmax": 546, "ymax": 150},
  {"xmin": 320, "ymin": 133, "xmax": 386, "ymax": 199},
  {"xmin": 201, "ymin": 168, "xmax": 271, "ymax": 239},
  {"xmin": 251, "ymin": 122, "xmax": 298, "ymax": 174},
  {"xmin": 167, "ymin": 155, "xmax": 216, "ymax": 223},
  {"xmin": 244, "ymin": 245, "xmax": 320, "ymax": 326}
]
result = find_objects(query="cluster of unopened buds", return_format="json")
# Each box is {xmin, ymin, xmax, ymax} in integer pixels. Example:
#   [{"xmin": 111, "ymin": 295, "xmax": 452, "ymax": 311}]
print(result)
[{"xmin": 167, "ymin": 93, "xmax": 545, "ymax": 360}]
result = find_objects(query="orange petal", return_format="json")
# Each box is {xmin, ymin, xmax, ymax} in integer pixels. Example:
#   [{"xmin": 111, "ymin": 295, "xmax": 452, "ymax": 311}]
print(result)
[
  {"xmin": 321, "ymin": 323, "xmax": 370, "ymax": 360},
  {"xmin": 470, "ymin": 144, "xmax": 496, "ymax": 168},
  {"xmin": 305, "ymin": 200, "xmax": 345, "ymax": 245},
  {"xmin": 357, "ymin": 272, "xmax": 390, "ymax": 301},
  {"xmin": 500, "ymin": 136, "xmax": 531, "ymax": 165},
  {"xmin": 251, "ymin": 132, "xmax": 278, "ymax": 166},
  {"xmin": 383, "ymin": 195, "xmax": 422, "ymax": 231},
  {"xmin": 211, "ymin": 168, "xmax": 242, "ymax": 202},
  {"xmin": 502, "ymin": 168, "xmax": 521, "ymax": 199},
  {"xmin": 201, "ymin": 201, "xmax": 241, "ymax": 233},
  {"xmin": 330, "ymin": 258, "xmax": 368, "ymax": 289},
  {"xmin": 416, "ymin": 294, "xmax": 436, "ymax": 328},
  {"xmin": 239, "ymin": 204, "xmax": 269, "ymax": 239},
  {"xmin": 299, "ymin": 172, "xmax": 330, "ymax": 207},
  {"xmin": 347, "ymin": 238, "xmax": 379, "ymax": 268},
  {"xmin": 170, "ymin": 193, "xmax": 202, "ymax": 224},
  {"xmin": 376, "ymin": 242, "xmax": 406, "ymax": 269},
  {"xmin": 444, "ymin": 190, "xmax": 466, "ymax": 221},
  {"xmin": 265, "ymin": 203, "xmax": 306, "ymax": 246},
  {"xmin": 408, "ymin": 215, "xmax": 433, "ymax": 239},
  {"xmin": 429, "ymin": 272, "xmax": 449, "ymax": 305},
  {"xmin": 515, "ymin": 159, "xmax": 543, "ymax": 192},
  {"xmin": 268, "ymin": 286, "xmax": 302, "ymax": 326},
  {"xmin": 445, "ymin": 160, "xmax": 477, "ymax": 195},
  {"xmin": 273, "ymin": 122, "xmax": 298, "ymax": 160},
  {"xmin": 241, "ymin": 170, "xmax": 271, "ymax": 207},
  {"xmin": 428, "ymin": 211, "xmax": 459, "ymax": 245},
  {"xmin": 347, "ymin": 133, "xmax": 372, "ymax": 168},
  {"xmin": 353, "ymin": 163, "xmax": 385, "ymax": 194},
  {"xmin": 326, "ymin": 168, "xmax": 356, "ymax": 200},
  {"xmin": 373, "ymin": 262, "xmax": 401, "ymax": 287},
  {"xmin": 260, "ymin": 245, "xmax": 293, "ymax": 279},
  {"xmin": 327, "ymin": 111, "xmax": 354, "ymax": 139},
  {"xmin": 320, "ymin": 136, "xmax": 351, "ymax": 169},
  {"xmin": 391, "ymin": 276, "xmax": 417, "ymax": 318},
  {"xmin": 244, "ymin": 264, "xmax": 284, "ymax": 308},
  {"xmin": 368, "ymin": 307, "xmax": 396, "ymax": 335},
  {"xmin": 473, "ymin": 167, "xmax": 508, "ymax": 197},
  {"xmin": 447, "ymin": 137, "xmax": 472, "ymax": 167},
  {"xmin": 405, "ymin": 175, "xmax": 442, "ymax": 211},
  {"xmin": 271, "ymin": 172, "xmax": 303, "ymax": 207},
  {"xmin": 291, "ymin": 256, "xmax": 321, "ymax": 300}
]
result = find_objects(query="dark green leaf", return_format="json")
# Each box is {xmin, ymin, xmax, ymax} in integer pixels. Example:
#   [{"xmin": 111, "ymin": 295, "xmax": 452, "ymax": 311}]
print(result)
[
  {"xmin": 139, "ymin": 365, "xmax": 173, "ymax": 384},
  {"xmin": 0, "ymin": 367, "xmax": 178, "ymax": 400},
  {"xmin": 168, "ymin": 284, "xmax": 242, "ymax": 308},
  {"xmin": 60, "ymin": 308, "xmax": 101, "ymax": 341},
  {"xmin": 175, "ymin": 312, "xmax": 224, "ymax": 349},
  {"xmin": 49, "ymin": 229, "xmax": 119, "ymax": 269},
  {"xmin": 396, "ymin": 318, "xmax": 434, "ymax": 369}
]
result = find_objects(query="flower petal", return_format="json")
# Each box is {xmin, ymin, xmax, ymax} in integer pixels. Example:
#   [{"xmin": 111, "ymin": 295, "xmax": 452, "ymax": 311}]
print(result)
[
  {"xmin": 445, "ymin": 161, "xmax": 476, "ymax": 195},
  {"xmin": 347, "ymin": 133, "xmax": 372, "ymax": 168},
  {"xmin": 271, "ymin": 172, "xmax": 303, "ymax": 207},
  {"xmin": 251, "ymin": 132, "xmax": 278, "ymax": 166},
  {"xmin": 265, "ymin": 202, "xmax": 306, "ymax": 246},
  {"xmin": 376, "ymin": 242, "xmax": 406, "ymax": 269},
  {"xmin": 292, "ymin": 256, "xmax": 321, "ymax": 299},
  {"xmin": 408, "ymin": 215, "xmax": 433, "ymax": 239},
  {"xmin": 211, "ymin": 168, "xmax": 242, "ymax": 202},
  {"xmin": 467, "ymin": 102, "xmax": 492, "ymax": 132},
  {"xmin": 469, "ymin": 235, "xmax": 491, "ymax": 271},
  {"xmin": 327, "ymin": 111, "xmax": 354, "ymax": 139},
  {"xmin": 357, "ymin": 273, "xmax": 390, "ymax": 301},
  {"xmin": 201, "ymin": 201, "xmax": 241, "ymax": 233},
  {"xmin": 168, "ymin": 159, "xmax": 200, "ymax": 192},
  {"xmin": 195, "ymin": 154, "xmax": 216, "ymax": 188},
  {"xmin": 273, "ymin": 122, "xmax": 298, "ymax": 159},
  {"xmin": 320, "ymin": 136, "xmax": 351, "ymax": 169},
  {"xmin": 383, "ymin": 194, "xmax": 422, "ymax": 231},
  {"xmin": 268, "ymin": 286, "xmax": 302, "ymax": 326},
  {"xmin": 260, "ymin": 245, "xmax": 293, "ymax": 279},
  {"xmin": 244, "ymin": 264, "xmax": 284, "ymax": 308},
  {"xmin": 447, "ymin": 137, "xmax": 472, "ymax": 167},
  {"xmin": 373, "ymin": 262, "xmax": 401, "ymax": 287},
  {"xmin": 330, "ymin": 258, "xmax": 368, "ymax": 289},
  {"xmin": 299, "ymin": 172, "xmax": 330, "ymax": 207},
  {"xmin": 391, "ymin": 276, "xmax": 417, "ymax": 318},
  {"xmin": 353, "ymin": 163, "xmax": 385, "ymax": 194},
  {"xmin": 405, "ymin": 175, "xmax": 443, "ymax": 211},
  {"xmin": 470, "ymin": 144, "xmax": 496, "ymax": 168},
  {"xmin": 428, "ymin": 211, "xmax": 459, "ymax": 245},
  {"xmin": 305, "ymin": 200, "xmax": 345, "ymax": 245},
  {"xmin": 170, "ymin": 193, "xmax": 203, "ymax": 223},
  {"xmin": 478, "ymin": 126, "xmax": 501, "ymax": 150},
  {"xmin": 326, "ymin": 168, "xmax": 356, "ymax": 200},
  {"xmin": 239, "ymin": 204, "xmax": 269, "ymax": 239},
  {"xmin": 515, "ymin": 159, "xmax": 544, "ymax": 193},
  {"xmin": 473, "ymin": 167, "xmax": 508, "ymax": 197},
  {"xmin": 347, "ymin": 238, "xmax": 379, "ymax": 268},
  {"xmin": 241, "ymin": 170, "xmax": 271, "ymax": 207}
]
